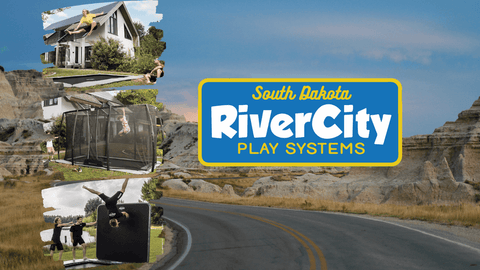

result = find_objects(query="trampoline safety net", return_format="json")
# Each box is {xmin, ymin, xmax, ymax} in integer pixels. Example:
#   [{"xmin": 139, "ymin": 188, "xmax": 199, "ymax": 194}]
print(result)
[{"xmin": 64, "ymin": 105, "xmax": 161, "ymax": 171}]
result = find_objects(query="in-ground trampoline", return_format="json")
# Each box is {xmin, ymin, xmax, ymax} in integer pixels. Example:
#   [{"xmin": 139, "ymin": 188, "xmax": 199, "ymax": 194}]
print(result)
[
  {"xmin": 62, "ymin": 104, "xmax": 163, "ymax": 172},
  {"xmin": 52, "ymin": 74, "xmax": 144, "ymax": 88}
]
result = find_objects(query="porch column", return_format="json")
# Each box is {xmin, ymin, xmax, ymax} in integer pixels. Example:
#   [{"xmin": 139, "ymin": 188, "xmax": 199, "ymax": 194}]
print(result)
[{"xmin": 55, "ymin": 45, "xmax": 59, "ymax": 67}]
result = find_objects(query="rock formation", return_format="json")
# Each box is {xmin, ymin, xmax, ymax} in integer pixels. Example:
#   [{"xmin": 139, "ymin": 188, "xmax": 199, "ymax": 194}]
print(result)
[
  {"xmin": 160, "ymin": 122, "xmax": 199, "ymax": 168},
  {"xmin": 0, "ymin": 69, "xmax": 64, "ymax": 176},
  {"xmin": 162, "ymin": 96, "xmax": 480, "ymax": 204},
  {"xmin": 188, "ymin": 179, "xmax": 221, "ymax": 193},
  {"xmin": 241, "ymin": 96, "xmax": 480, "ymax": 204}
]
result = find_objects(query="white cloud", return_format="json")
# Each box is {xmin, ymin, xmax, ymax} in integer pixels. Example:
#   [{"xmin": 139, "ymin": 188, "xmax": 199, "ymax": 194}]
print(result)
[
  {"xmin": 129, "ymin": 0, "xmax": 159, "ymax": 16},
  {"xmin": 255, "ymin": 16, "xmax": 480, "ymax": 64},
  {"xmin": 56, "ymin": 11, "xmax": 68, "ymax": 18}
]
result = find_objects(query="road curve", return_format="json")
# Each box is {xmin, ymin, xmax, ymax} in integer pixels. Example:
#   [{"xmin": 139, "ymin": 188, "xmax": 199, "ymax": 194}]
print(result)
[{"xmin": 153, "ymin": 197, "xmax": 480, "ymax": 270}]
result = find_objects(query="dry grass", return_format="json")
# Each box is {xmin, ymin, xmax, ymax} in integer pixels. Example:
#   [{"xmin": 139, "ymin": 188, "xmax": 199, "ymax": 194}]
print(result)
[
  {"xmin": 203, "ymin": 177, "xmax": 259, "ymax": 194},
  {"xmin": 162, "ymin": 189, "xmax": 480, "ymax": 228},
  {"xmin": 0, "ymin": 173, "xmax": 64, "ymax": 270}
]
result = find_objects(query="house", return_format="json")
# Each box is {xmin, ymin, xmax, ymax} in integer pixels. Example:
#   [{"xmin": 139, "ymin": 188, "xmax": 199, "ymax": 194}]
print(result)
[
  {"xmin": 43, "ymin": 2, "xmax": 140, "ymax": 69},
  {"xmin": 42, "ymin": 91, "xmax": 124, "ymax": 131}
]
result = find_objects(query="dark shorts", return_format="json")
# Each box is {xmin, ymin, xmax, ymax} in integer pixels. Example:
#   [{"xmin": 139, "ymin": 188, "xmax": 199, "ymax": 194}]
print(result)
[
  {"xmin": 72, "ymin": 237, "xmax": 85, "ymax": 246},
  {"xmin": 50, "ymin": 242, "xmax": 64, "ymax": 251},
  {"xmin": 84, "ymin": 24, "xmax": 98, "ymax": 33},
  {"xmin": 99, "ymin": 191, "xmax": 123, "ymax": 205}
]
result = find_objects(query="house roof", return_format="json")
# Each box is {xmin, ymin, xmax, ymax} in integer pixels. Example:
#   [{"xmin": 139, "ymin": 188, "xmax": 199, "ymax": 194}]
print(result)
[
  {"xmin": 88, "ymin": 91, "xmax": 123, "ymax": 106},
  {"xmin": 43, "ymin": 33, "xmax": 54, "ymax": 41},
  {"xmin": 44, "ymin": 2, "xmax": 118, "ymax": 31},
  {"xmin": 66, "ymin": 94, "xmax": 103, "ymax": 107},
  {"xmin": 44, "ymin": 1, "xmax": 139, "ymax": 47}
]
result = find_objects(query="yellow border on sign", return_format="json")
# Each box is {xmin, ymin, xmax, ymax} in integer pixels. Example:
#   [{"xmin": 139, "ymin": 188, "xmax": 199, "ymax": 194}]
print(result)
[{"xmin": 198, "ymin": 78, "xmax": 402, "ymax": 167}]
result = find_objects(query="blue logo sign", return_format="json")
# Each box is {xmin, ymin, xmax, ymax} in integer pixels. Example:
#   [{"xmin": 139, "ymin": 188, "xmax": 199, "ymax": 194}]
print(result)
[{"xmin": 199, "ymin": 79, "xmax": 402, "ymax": 167}]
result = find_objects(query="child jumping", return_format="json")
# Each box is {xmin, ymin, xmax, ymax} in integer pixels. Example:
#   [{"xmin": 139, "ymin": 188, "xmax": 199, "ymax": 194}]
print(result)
[{"xmin": 118, "ymin": 108, "xmax": 131, "ymax": 136}]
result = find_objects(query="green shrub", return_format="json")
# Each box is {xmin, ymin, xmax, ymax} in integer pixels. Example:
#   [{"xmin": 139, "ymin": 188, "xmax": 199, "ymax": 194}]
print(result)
[
  {"xmin": 141, "ymin": 178, "xmax": 163, "ymax": 202},
  {"xmin": 40, "ymin": 142, "xmax": 47, "ymax": 153},
  {"xmin": 118, "ymin": 56, "xmax": 136, "ymax": 73},
  {"xmin": 91, "ymin": 37, "xmax": 126, "ymax": 70},
  {"xmin": 132, "ymin": 52, "xmax": 157, "ymax": 74}
]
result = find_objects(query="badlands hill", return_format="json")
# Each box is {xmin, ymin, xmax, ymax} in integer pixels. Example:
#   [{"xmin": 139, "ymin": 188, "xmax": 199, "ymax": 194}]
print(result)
[
  {"xmin": 0, "ymin": 69, "xmax": 64, "ymax": 176},
  {"xmin": 161, "ymin": 96, "xmax": 480, "ymax": 204}
]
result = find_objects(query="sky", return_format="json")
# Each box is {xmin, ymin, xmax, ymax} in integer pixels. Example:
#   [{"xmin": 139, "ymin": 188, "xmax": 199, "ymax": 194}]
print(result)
[
  {"xmin": 42, "ymin": 1, "xmax": 162, "ymax": 32},
  {"xmin": 42, "ymin": 178, "xmax": 149, "ymax": 216},
  {"xmin": 1, "ymin": 0, "xmax": 479, "ymax": 137}
]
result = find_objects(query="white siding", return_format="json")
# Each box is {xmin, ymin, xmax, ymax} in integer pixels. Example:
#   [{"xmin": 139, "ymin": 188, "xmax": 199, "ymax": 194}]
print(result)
[
  {"xmin": 105, "ymin": 10, "xmax": 135, "ymax": 57},
  {"xmin": 42, "ymin": 97, "xmax": 77, "ymax": 130}
]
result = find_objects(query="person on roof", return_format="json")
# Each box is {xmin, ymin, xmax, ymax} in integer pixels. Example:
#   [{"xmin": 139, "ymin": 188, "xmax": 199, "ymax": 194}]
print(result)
[{"xmin": 67, "ymin": 9, "xmax": 104, "ymax": 37}]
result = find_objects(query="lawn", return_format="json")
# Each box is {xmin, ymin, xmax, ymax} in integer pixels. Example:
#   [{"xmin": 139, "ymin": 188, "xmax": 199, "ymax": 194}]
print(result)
[
  {"xmin": 42, "ymin": 67, "xmax": 150, "ymax": 92},
  {"xmin": 64, "ymin": 80, "xmax": 149, "ymax": 92},
  {"xmin": 43, "ymin": 67, "xmax": 141, "ymax": 78},
  {"xmin": 48, "ymin": 162, "xmax": 132, "ymax": 182}
]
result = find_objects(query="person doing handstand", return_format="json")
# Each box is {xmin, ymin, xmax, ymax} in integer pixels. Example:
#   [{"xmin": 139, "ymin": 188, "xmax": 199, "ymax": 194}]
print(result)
[
  {"xmin": 144, "ymin": 60, "xmax": 164, "ymax": 84},
  {"xmin": 83, "ymin": 178, "xmax": 130, "ymax": 227},
  {"xmin": 117, "ymin": 107, "xmax": 131, "ymax": 136},
  {"xmin": 67, "ymin": 9, "xmax": 104, "ymax": 37}
]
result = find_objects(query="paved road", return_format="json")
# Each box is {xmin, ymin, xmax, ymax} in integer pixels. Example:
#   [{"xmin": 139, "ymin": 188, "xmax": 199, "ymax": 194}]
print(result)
[{"xmin": 154, "ymin": 197, "xmax": 480, "ymax": 270}]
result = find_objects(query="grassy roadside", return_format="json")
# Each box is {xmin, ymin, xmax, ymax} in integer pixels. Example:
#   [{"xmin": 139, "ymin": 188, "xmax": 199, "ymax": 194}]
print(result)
[{"xmin": 159, "ymin": 185, "xmax": 480, "ymax": 228}]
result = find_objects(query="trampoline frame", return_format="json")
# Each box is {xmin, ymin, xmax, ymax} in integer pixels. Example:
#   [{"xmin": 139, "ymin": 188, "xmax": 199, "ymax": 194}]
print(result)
[{"xmin": 60, "ymin": 104, "xmax": 162, "ymax": 172}]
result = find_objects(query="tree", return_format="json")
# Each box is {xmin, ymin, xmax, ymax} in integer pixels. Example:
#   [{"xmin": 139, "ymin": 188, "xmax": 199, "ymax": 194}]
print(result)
[
  {"xmin": 133, "ymin": 21, "xmax": 146, "ymax": 40},
  {"xmin": 91, "ymin": 37, "xmax": 126, "ymax": 70},
  {"xmin": 137, "ymin": 26, "xmax": 166, "ymax": 58},
  {"xmin": 116, "ymin": 89, "xmax": 163, "ymax": 111},
  {"xmin": 141, "ymin": 178, "xmax": 164, "ymax": 225},
  {"xmin": 42, "ymin": 7, "xmax": 71, "ymax": 23},
  {"xmin": 141, "ymin": 178, "xmax": 163, "ymax": 202},
  {"xmin": 84, "ymin": 197, "xmax": 103, "ymax": 220},
  {"xmin": 46, "ymin": 115, "xmax": 66, "ymax": 151}
]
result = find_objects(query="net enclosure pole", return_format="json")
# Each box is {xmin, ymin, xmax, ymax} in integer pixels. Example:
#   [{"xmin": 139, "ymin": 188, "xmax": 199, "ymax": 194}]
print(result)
[
  {"xmin": 87, "ymin": 109, "xmax": 90, "ymax": 160},
  {"xmin": 95, "ymin": 108, "xmax": 99, "ymax": 159},
  {"xmin": 106, "ymin": 106, "xmax": 111, "ymax": 171},
  {"xmin": 58, "ymin": 112, "xmax": 65, "ymax": 160},
  {"xmin": 145, "ymin": 105, "xmax": 156, "ymax": 172},
  {"xmin": 71, "ymin": 110, "xmax": 79, "ymax": 165}
]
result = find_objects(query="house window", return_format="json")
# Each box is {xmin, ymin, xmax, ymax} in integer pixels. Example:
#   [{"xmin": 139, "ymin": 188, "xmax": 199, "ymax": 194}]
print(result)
[
  {"xmin": 109, "ymin": 11, "xmax": 118, "ymax": 35},
  {"xmin": 43, "ymin": 98, "xmax": 58, "ymax": 107},
  {"xmin": 124, "ymin": 24, "xmax": 132, "ymax": 40},
  {"xmin": 85, "ymin": 46, "xmax": 92, "ymax": 61}
]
